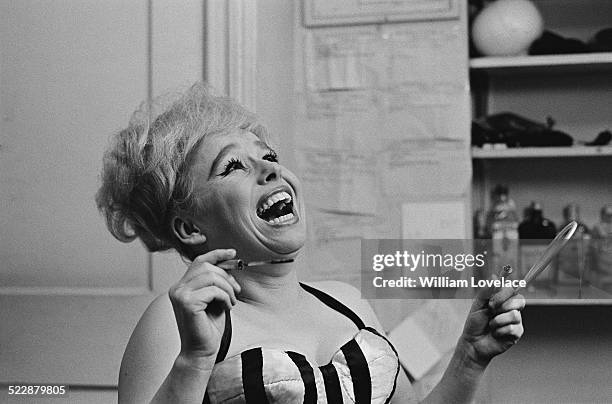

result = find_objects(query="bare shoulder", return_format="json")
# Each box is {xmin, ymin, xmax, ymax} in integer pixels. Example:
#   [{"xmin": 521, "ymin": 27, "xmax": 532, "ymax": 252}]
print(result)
[
  {"xmin": 119, "ymin": 293, "xmax": 180, "ymax": 403},
  {"xmin": 305, "ymin": 280, "xmax": 382, "ymax": 330}
]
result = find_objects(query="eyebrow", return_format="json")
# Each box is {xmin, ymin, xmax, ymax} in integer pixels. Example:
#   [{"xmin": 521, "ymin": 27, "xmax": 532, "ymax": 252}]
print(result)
[
  {"xmin": 254, "ymin": 140, "xmax": 270, "ymax": 150},
  {"xmin": 208, "ymin": 140, "xmax": 271, "ymax": 178},
  {"xmin": 209, "ymin": 143, "xmax": 239, "ymax": 178}
]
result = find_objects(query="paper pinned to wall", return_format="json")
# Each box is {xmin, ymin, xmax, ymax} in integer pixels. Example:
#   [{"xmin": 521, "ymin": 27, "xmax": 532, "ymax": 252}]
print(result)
[
  {"xmin": 294, "ymin": 18, "xmax": 471, "ymax": 251},
  {"xmin": 410, "ymin": 300, "xmax": 467, "ymax": 352},
  {"xmin": 388, "ymin": 316, "xmax": 443, "ymax": 380},
  {"xmin": 304, "ymin": 27, "xmax": 382, "ymax": 92},
  {"xmin": 382, "ymin": 83, "xmax": 469, "ymax": 142},
  {"xmin": 298, "ymin": 90, "xmax": 384, "ymax": 151},
  {"xmin": 303, "ymin": 23, "xmax": 465, "ymax": 91},
  {"xmin": 381, "ymin": 139, "xmax": 471, "ymax": 198},
  {"xmin": 296, "ymin": 148, "xmax": 378, "ymax": 215},
  {"xmin": 388, "ymin": 299, "xmax": 468, "ymax": 380},
  {"xmin": 402, "ymin": 200, "xmax": 467, "ymax": 239},
  {"xmin": 309, "ymin": 209, "xmax": 380, "ymax": 242}
]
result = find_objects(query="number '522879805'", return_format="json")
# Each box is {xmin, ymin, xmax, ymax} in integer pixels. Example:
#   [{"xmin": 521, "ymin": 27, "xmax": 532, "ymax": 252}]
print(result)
[{"xmin": 7, "ymin": 384, "xmax": 67, "ymax": 396}]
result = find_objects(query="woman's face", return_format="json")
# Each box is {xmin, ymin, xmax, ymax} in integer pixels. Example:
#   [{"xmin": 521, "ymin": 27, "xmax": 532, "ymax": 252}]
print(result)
[{"xmin": 185, "ymin": 129, "xmax": 306, "ymax": 262}]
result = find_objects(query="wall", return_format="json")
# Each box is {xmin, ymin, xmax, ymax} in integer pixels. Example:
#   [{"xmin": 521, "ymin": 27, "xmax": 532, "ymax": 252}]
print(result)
[
  {"xmin": 0, "ymin": 0, "xmax": 204, "ymax": 402},
  {"xmin": 254, "ymin": 2, "xmax": 612, "ymax": 404}
]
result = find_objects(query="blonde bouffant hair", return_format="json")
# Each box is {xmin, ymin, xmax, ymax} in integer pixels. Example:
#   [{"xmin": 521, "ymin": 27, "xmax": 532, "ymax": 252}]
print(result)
[{"xmin": 95, "ymin": 82, "xmax": 268, "ymax": 259}]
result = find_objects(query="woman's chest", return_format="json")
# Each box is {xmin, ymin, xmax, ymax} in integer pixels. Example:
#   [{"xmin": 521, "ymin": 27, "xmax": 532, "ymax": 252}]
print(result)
[
  {"xmin": 229, "ymin": 302, "xmax": 359, "ymax": 366},
  {"xmin": 207, "ymin": 328, "xmax": 400, "ymax": 404}
]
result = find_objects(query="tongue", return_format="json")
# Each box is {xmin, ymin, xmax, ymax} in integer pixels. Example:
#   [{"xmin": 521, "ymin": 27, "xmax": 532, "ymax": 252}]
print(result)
[{"xmin": 261, "ymin": 200, "xmax": 289, "ymax": 221}]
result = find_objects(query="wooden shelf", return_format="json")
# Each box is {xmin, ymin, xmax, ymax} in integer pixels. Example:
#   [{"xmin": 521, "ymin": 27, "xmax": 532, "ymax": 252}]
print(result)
[
  {"xmin": 528, "ymin": 299, "xmax": 612, "ymax": 306},
  {"xmin": 471, "ymin": 145, "xmax": 612, "ymax": 159},
  {"xmin": 470, "ymin": 52, "xmax": 612, "ymax": 73},
  {"xmin": 522, "ymin": 284, "xmax": 612, "ymax": 306}
]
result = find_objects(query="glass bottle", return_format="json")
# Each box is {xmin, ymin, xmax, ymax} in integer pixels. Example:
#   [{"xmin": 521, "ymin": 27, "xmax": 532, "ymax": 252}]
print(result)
[
  {"xmin": 591, "ymin": 204, "xmax": 612, "ymax": 290},
  {"xmin": 486, "ymin": 185, "xmax": 519, "ymax": 279},
  {"xmin": 473, "ymin": 209, "xmax": 490, "ymax": 281},
  {"xmin": 519, "ymin": 201, "xmax": 557, "ymax": 289},
  {"xmin": 557, "ymin": 203, "xmax": 591, "ymax": 285}
]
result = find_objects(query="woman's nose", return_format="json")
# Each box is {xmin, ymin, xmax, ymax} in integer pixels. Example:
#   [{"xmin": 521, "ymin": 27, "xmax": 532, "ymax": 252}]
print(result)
[{"xmin": 257, "ymin": 160, "xmax": 281, "ymax": 184}]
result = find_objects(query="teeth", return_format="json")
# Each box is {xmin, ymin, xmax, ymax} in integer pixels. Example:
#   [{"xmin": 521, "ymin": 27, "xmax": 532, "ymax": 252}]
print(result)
[
  {"xmin": 267, "ymin": 213, "xmax": 295, "ymax": 225},
  {"xmin": 258, "ymin": 191, "xmax": 292, "ymax": 214}
]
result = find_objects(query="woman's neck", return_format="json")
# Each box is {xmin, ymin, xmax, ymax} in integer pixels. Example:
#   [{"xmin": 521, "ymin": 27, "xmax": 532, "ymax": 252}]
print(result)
[{"xmin": 234, "ymin": 262, "xmax": 303, "ymax": 311}]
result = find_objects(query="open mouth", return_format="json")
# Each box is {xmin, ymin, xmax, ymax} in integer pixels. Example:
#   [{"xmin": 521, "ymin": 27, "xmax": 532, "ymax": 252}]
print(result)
[{"xmin": 256, "ymin": 190, "xmax": 296, "ymax": 225}]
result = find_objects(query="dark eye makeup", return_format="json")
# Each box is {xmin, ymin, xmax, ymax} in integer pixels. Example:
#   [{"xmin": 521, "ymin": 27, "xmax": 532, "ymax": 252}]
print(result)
[
  {"xmin": 219, "ymin": 157, "xmax": 245, "ymax": 177},
  {"xmin": 217, "ymin": 149, "xmax": 279, "ymax": 177},
  {"xmin": 263, "ymin": 149, "xmax": 278, "ymax": 163}
]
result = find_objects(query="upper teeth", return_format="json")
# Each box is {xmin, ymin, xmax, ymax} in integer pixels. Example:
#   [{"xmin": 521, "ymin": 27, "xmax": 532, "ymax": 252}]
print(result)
[{"xmin": 258, "ymin": 191, "xmax": 292, "ymax": 214}]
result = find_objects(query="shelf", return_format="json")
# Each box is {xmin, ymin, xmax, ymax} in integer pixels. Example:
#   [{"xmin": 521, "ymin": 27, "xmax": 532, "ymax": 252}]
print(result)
[
  {"xmin": 470, "ymin": 52, "xmax": 612, "ymax": 74},
  {"xmin": 471, "ymin": 145, "xmax": 612, "ymax": 159},
  {"xmin": 522, "ymin": 284, "xmax": 612, "ymax": 306},
  {"xmin": 527, "ymin": 299, "xmax": 612, "ymax": 306}
]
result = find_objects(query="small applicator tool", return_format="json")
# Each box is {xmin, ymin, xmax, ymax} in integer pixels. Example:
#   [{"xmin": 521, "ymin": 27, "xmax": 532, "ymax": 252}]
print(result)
[{"xmin": 218, "ymin": 258, "xmax": 295, "ymax": 271}]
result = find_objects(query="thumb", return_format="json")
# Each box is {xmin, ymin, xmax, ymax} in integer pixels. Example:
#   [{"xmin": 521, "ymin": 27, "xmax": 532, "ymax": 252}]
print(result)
[{"xmin": 471, "ymin": 274, "xmax": 499, "ymax": 312}]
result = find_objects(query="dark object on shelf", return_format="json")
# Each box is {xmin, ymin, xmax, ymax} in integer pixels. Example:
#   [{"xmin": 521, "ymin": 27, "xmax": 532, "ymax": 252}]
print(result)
[
  {"xmin": 584, "ymin": 130, "xmax": 612, "ymax": 146},
  {"xmin": 589, "ymin": 28, "xmax": 612, "ymax": 52},
  {"xmin": 529, "ymin": 30, "xmax": 590, "ymax": 55},
  {"xmin": 519, "ymin": 201, "xmax": 557, "ymax": 239},
  {"xmin": 472, "ymin": 112, "xmax": 574, "ymax": 148},
  {"xmin": 472, "ymin": 120, "xmax": 504, "ymax": 146}
]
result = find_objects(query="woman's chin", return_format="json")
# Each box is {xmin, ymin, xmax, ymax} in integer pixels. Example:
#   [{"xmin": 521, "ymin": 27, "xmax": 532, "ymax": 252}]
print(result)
[
  {"xmin": 256, "ymin": 224, "xmax": 306, "ymax": 255},
  {"xmin": 264, "ymin": 240, "xmax": 304, "ymax": 258}
]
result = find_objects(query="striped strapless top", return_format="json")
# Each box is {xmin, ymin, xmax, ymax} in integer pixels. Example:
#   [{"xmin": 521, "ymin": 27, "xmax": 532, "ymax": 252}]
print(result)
[{"xmin": 203, "ymin": 283, "xmax": 400, "ymax": 404}]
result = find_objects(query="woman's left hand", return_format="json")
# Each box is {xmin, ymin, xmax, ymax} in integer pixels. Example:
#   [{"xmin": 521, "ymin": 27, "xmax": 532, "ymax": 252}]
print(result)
[{"xmin": 460, "ymin": 279, "xmax": 525, "ymax": 368}]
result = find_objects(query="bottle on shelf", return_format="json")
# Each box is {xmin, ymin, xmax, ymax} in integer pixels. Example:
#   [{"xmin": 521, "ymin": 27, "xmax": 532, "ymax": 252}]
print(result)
[
  {"xmin": 591, "ymin": 204, "xmax": 612, "ymax": 290},
  {"xmin": 486, "ymin": 185, "xmax": 519, "ymax": 279},
  {"xmin": 474, "ymin": 208, "xmax": 489, "ymax": 239},
  {"xmin": 473, "ymin": 209, "xmax": 490, "ymax": 281},
  {"xmin": 519, "ymin": 201, "xmax": 557, "ymax": 290},
  {"xmin": 556, "ymin": 203, "xmax": 591, "ymax": 285}
]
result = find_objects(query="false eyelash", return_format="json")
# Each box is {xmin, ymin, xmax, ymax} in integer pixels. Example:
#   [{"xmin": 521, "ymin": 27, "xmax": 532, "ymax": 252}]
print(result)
[
  {"xmin": 219, "ymin": 157, "xmax": 245, "ymax": 177},
  {"xmin": 263, "ymin": 149, "xmax": 278, "ymax": 162}
]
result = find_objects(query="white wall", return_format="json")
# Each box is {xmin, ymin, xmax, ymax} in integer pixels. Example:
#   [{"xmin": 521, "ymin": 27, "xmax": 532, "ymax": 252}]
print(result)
[{"xmin": 0, "ymin": 1, "xmax": 204, "ymax": 402}]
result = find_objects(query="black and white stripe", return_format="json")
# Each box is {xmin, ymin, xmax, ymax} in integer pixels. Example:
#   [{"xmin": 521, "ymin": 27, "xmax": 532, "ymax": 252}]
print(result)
[
  {"xmin": 205, "ymin": 283, "xmax": 398, "ymax": 404},
  {"xmin": 241, "ymin": 348, "xmax": 269, "ymax": 403}
]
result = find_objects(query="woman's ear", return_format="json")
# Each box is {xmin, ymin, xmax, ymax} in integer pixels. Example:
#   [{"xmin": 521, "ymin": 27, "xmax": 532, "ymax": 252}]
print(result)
[{"xmin": 172, "ymin": 216, "xmax": 207, "ymax": 245}]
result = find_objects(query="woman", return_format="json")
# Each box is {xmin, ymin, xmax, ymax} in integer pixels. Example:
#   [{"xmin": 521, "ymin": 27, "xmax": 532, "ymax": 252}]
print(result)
[{"xmin": 97, "ymin": 83, "xmax": 524, "ymax": 403}]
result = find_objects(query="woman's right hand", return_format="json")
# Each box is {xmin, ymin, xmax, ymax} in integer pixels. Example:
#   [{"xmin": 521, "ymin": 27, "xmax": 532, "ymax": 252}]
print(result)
[{"xmin": 168, "ymin": 249, "xmax": 242, "ymax": 367}]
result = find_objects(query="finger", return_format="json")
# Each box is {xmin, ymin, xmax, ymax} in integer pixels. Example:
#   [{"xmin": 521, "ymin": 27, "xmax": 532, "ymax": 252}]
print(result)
[
  {"xmin": 217, "ymin": 259, "xmax": 244, "ymax": 272},
  {"xmin": 210, "ymin": 262, "xmax": 242, "ymax": 293},
  {"xmin": 210, "ymin": 260, "xmax": 242, "ymax": 293},
  {"xmin": 195, "ymin": 248, "xmax": 237, "ymax": 264},
  {"xmin": 184, "ymin": 261, "xmax": 241, "ymax": 294},
  {"xmin": 471, "ymin": 275, "xmax": 498, "ymax": 311},
  {"xmin": 185, "ymin": 272, "xmax": 237, "ymax": 305},
  {"xmin": 492, "ymin": 323, "xmax": 524, "ymax": 340},
  {"xmin": 489, "ymin": 309, "xmax": 521, "ymax": 329},
  {"xmin": 184, "ymin": 253, "xmax": 238, "ymax": 280},
  {"xmin": 185, "ymin": 249, "xmax": 237, "ymax": 277},
  {"xmin": 488, "ymin": 286, "xmax": 519, "ymax": 312},
  {"xmin": 188, "ymin": 286, "xmax": 235, "ymax": 313},
  {"xmin": 169, "ymin": 285, "xmax": 233, "ymax": 318},
  {"xmin": 498, "ymin": 294, "xmax": 526, "ymax": 314}
]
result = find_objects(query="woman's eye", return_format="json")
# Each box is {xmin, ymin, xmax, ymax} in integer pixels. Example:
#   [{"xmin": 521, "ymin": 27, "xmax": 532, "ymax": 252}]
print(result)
[
  {"xmin": 263, "ymin": 150, "xmax": 278, "ymax": 163},
  {"xmin": 219, "ymin": 158, "xmax": 245, "ymax": 177}
]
